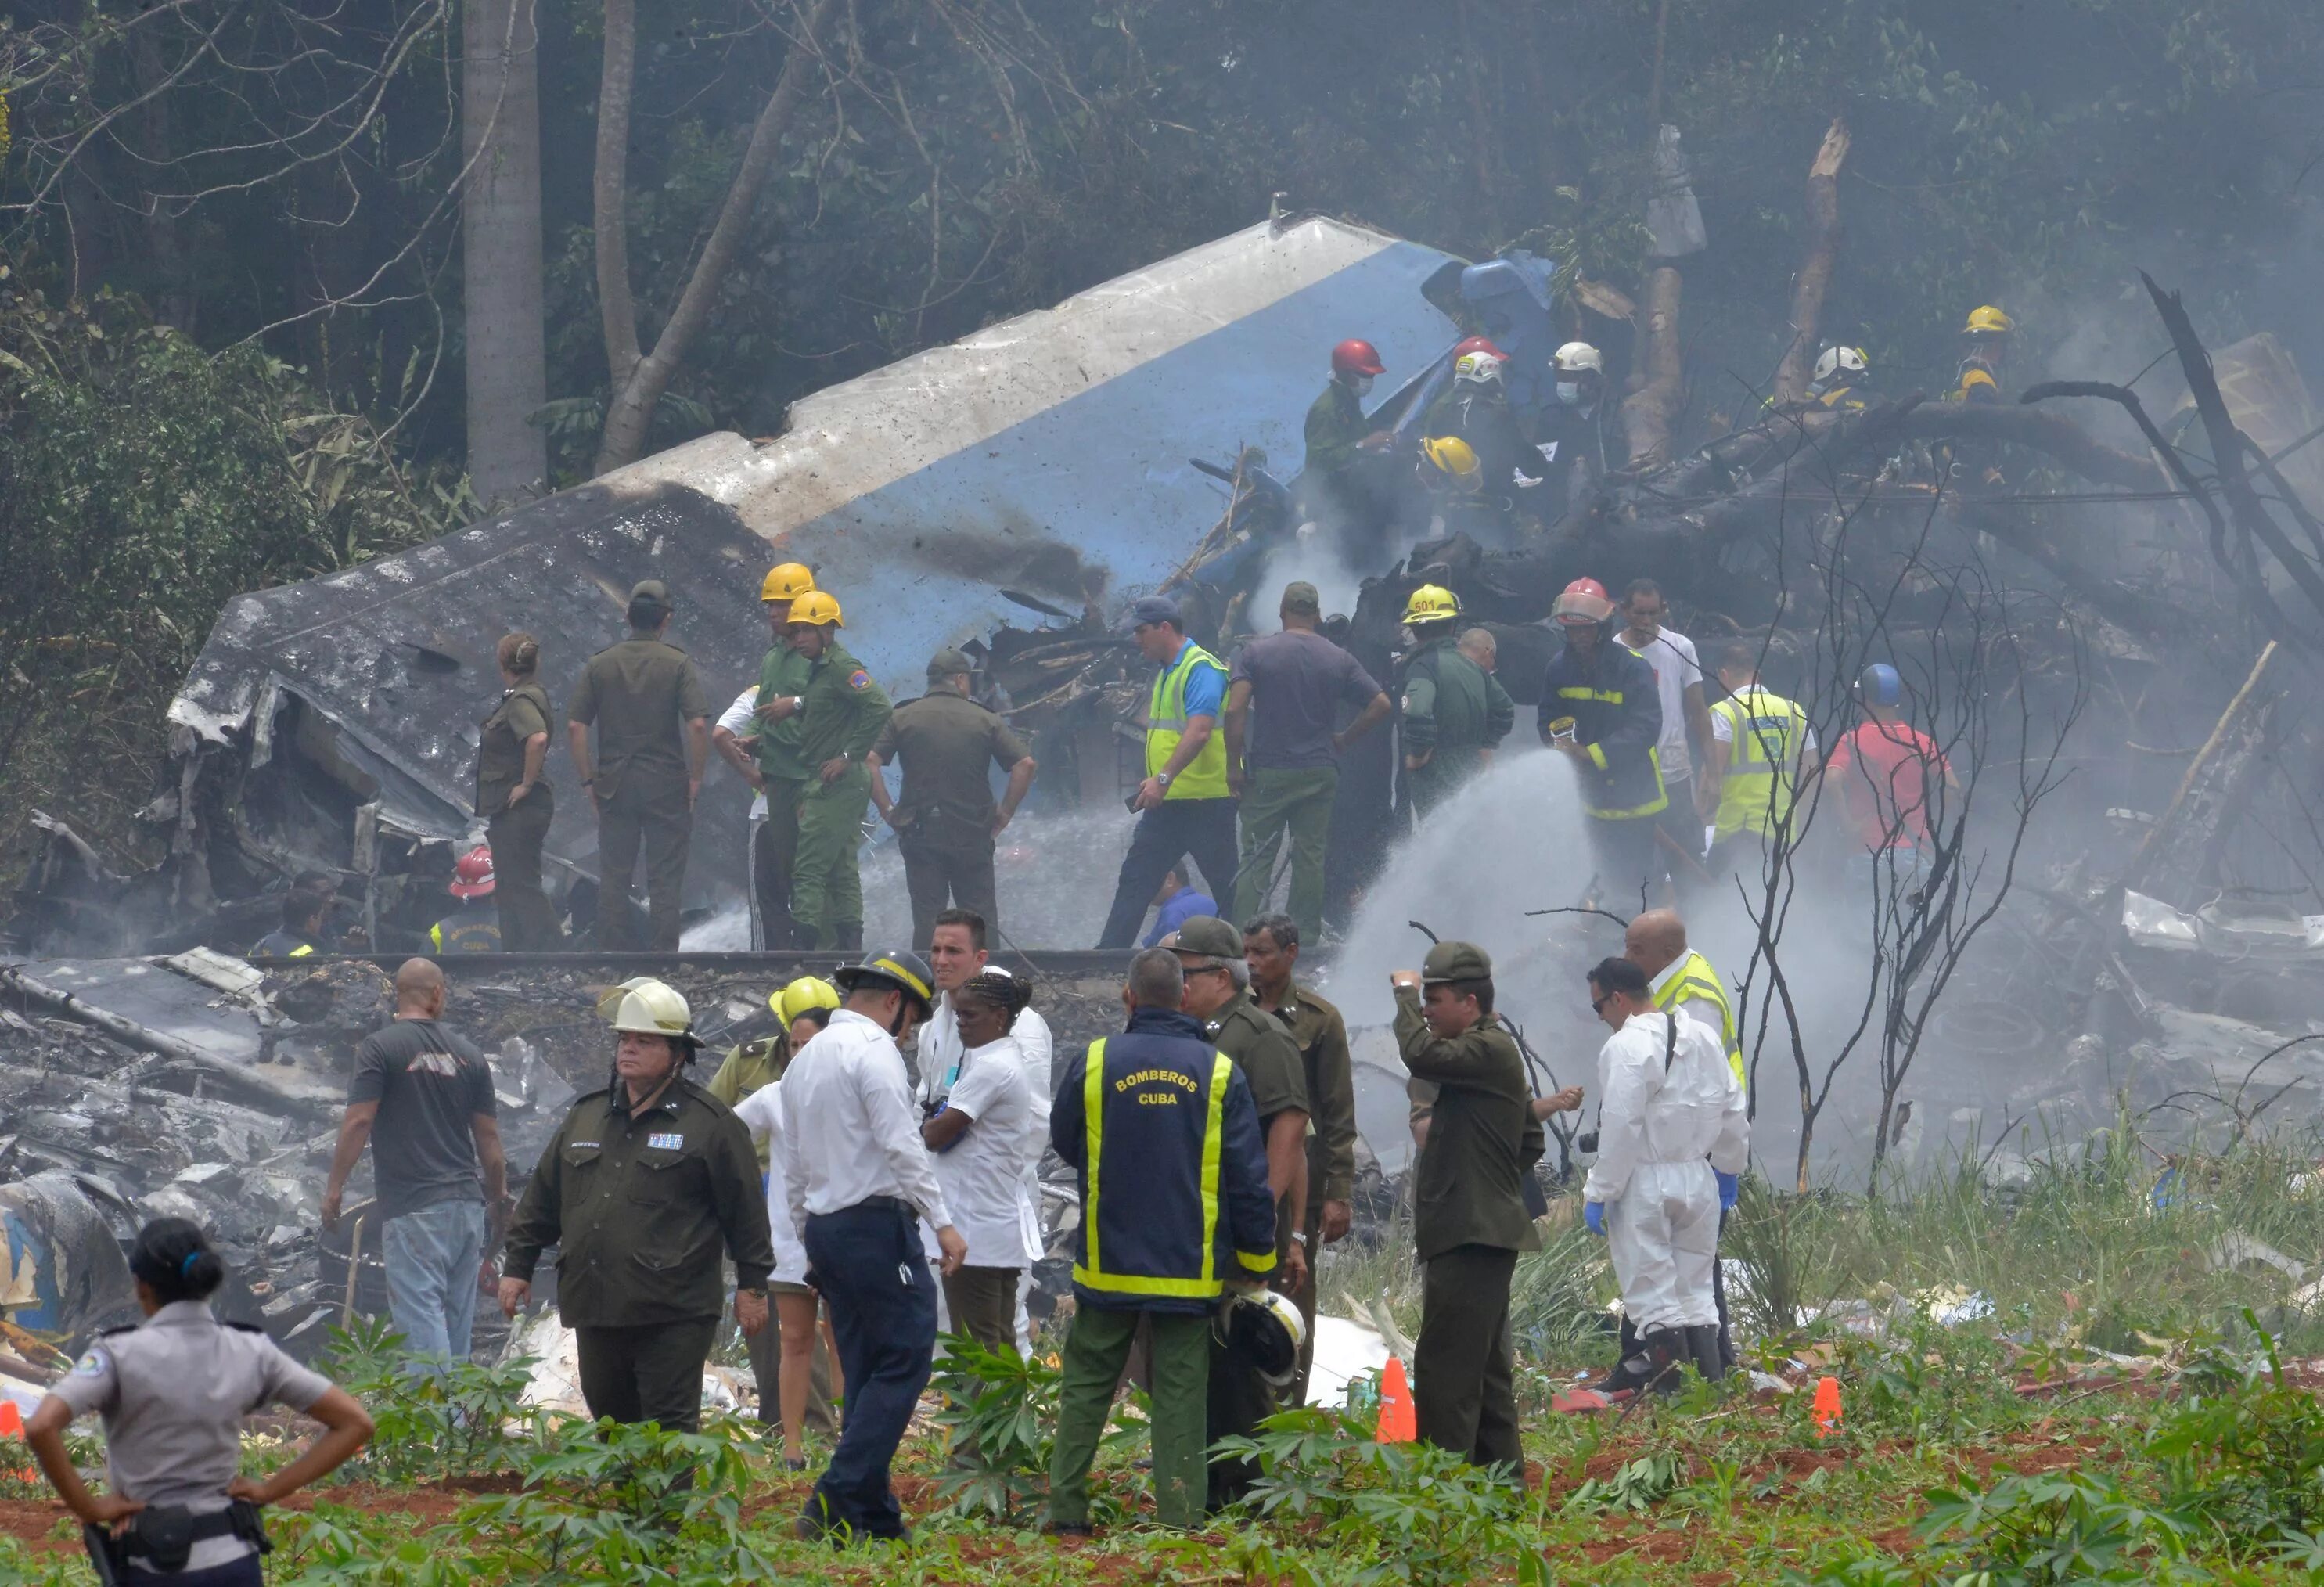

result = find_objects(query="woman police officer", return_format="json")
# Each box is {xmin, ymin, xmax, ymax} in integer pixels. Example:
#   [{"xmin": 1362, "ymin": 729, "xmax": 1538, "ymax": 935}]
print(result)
[{"xmin": 24, "ymin": 1218, "xmax": 373, "ymax": 1586}]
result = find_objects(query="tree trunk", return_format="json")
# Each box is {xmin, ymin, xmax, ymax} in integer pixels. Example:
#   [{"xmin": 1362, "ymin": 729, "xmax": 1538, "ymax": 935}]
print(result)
[
  {"xmin": 1622, "ymin": 264, "xmax": 1684, "ymax": 470},
  {"xmin": 592, "ymin": 0, "xmax": 838, "ymax": 477},
  {"xmin": 1771, "ymin": 118, "xmax": 1851, "ymax": 406},
  {"xmin": 462, "ymin": 0, "xmax": 548, "ymax": 513}
]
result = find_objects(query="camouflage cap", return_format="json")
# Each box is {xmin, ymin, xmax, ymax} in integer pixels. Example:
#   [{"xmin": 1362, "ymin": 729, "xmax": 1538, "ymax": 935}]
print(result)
[
  {"xmin": 1420, "ymin": 940, "xmax": 1494, "ymax": 983},
  {"xmin": 1166, "ymin": 915, "xmax": 1243, "ymax": 961}
]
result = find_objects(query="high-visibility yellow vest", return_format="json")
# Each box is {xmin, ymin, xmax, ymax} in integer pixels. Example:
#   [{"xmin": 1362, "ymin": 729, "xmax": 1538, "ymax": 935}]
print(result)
[
  {"xmin": 1146, "ymin": 640, "xmax": 1229, "ymax": 801},
  {"xmin": 1711, "ymin": 686, "xmax": 1808, "ymax": 840},
  {"xmin": 1653, "ymin": 950, "xmax": 1743, "ymax": 1087}
]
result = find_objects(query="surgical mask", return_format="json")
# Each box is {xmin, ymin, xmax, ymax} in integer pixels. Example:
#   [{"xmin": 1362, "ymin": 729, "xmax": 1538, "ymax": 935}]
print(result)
[
  {"xmin": 1556, "ymin": 380, "xmax": 1583, "ymax": 405},
  {"xmin": 1350, "ymin": 374, "xmax": 1375, "ymax": 398}
]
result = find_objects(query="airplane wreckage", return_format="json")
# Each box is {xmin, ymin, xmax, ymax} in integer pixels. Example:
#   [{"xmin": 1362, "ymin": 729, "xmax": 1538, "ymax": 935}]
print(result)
[{"xmin": 9, "ymin": 160, "xmax": 2324, "ymax": 1370}]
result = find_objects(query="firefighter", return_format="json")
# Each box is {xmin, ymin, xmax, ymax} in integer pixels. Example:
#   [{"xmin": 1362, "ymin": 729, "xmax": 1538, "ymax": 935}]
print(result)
[
  {"xmin": 1398, "ymin": 585, "xmax": 1514, "ymax": 820},
  {"xmin": 1539, "ymin": 578, "xmax": 1667, "ymax": 907},
  {"xmin": 1424, "ymin": 351, "xmax": 1528, "ymax": 538},
  {"xmin": 1301, "ymin": 338, "xmax": 1394, "ymax": 541},
  {"xmin": 785, "ymin": 592, "xmax": 893, "ymax": 952},
  {"xmin": 250, "ymin": 891, "xmax": 327, "ymax": 959},
  {"xmin": 743, "ymin": 562, "xmax": 822, "ymax": 949},
  {"xmin": 1955, "ymin": 305, "xmax": 2013, "ymax": 403},
  {"xmin": 1810, "ymin": 345, "xmax": 1875, "ymax": 411},
  {"xmin": 1701, "ymin": 639, "xmax": 1813, "ymax": 880},
  {"xmin": 428, "ymin": 847, "xmax": 502, "ymax": 954},
  {"xmin": 1533, "ymin": 342, "xmax": 1624, "ymax": 524}
]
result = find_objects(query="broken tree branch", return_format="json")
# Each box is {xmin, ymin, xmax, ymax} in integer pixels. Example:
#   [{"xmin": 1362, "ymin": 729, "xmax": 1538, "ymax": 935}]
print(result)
[
  {"xmin": 1772, "ymin": 117, "xmax": 1851, "ymax": 406},
  {"xmin": 2122, "ymin": 641, "xmax": 2280, "ymax": 910},
  {"xmin": 1623, "ymin": 264, "xmax": 1684, "ymax": 471}
]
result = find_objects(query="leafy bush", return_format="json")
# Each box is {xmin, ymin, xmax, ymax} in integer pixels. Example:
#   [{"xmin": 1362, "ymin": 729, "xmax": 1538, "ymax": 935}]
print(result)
[
  {"xmin": 926, "ymin": 1332, "xmax": 1063, "ymax": 1521},
  {"xmin": 319, "ymin": 1317, "xmax": 541, "ymax": 1484},
  {"xmin": 1917, "ymin": 1468, "xmax": 2196, "ymax": 1585},
  {"xmin": 2150, "ymin": 1315, "xmax": 2324, "ymax": 1544}
]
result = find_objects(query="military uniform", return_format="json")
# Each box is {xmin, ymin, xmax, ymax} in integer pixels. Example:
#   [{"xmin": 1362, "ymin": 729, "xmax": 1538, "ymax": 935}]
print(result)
[
  {"xmin": 1398, "ymin": 631, "xmax": 1515, "ymax": 817},
  {"xmin": 477, "ymin": 681, "xmax": 560, "ymax": 949},
  {"xmin": 751, "ymin": 643, "xmax": 816, "ymax": 949},
  {"xmin": 503, "ymin": 1074, "xmax": 775, "ymax": 1430},
  {"xmin": 1189, "ymin": 934, "xmax": 1309, "ymax": 1512},
  {"xmin": 869, "ymin": 684, "xmax": 1031, "ymax": 949},
  {"xmin": 568, "ymin": 624, "xmax": 711, "ymax": 951},
  {"xmin": 1394, "ymin": 941, "xmax": 1542, "ymax": 1476},
  {"xmin": 790, "ymin": 640, "xmax": 893, "ymax": 951},
  {"xmin": 1257, "ymin": 981, "xmax": 1359, "ymax": 1405}
]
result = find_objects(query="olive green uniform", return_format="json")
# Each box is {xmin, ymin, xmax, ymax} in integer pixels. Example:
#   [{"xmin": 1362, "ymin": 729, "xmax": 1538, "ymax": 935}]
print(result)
[
  {"xmin": 503, "ymin": 1074, "xmax": 775, "ymax": 1431},
  {"xmin": 1202, "ymin": 988, "xmax": 1310, "ymax": 1510},
  {"xmin": 568, "ymin": 632, "xmax": 711, "ymax": 950},
  {"xmin": 1303, "ymin": 381, "xmax": 1371, "ymax": 480},
  {"xmin": 1398, "ymin": 633, "xmax": 1514, "ymax": 818},
  {"xmin": 1257, "ymin": 982, "xmax": 1359, "ymax": 1405},
  {"xmin": 790, "ymin": 641, "xmax": 893, "ymax": 950},
  {"xmin": 752, "ymin": 645, "xmax": 817, "ymax": 949},
  {"xmin": 477, "ymin": 682, "xmax": 559, "ymax": 949},
  {"xmin": 1394, "ymin": 975, "xmax": 1542, "ymax": 1475},
  {"xmin": 701, "ymin": 1038, "xmax": 838, "ymax": 1437},
  {"xmin": 869, "ymin": 690, "xmax": 1030, "ymax": 948}
]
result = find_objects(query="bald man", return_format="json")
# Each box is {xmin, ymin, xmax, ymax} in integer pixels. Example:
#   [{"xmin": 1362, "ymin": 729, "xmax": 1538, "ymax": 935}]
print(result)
[
  {"xmin": 1620, "ymin": 911, "xmax": 1743, "ymax": 1369},
  {"xmin": 322, "ymin": 959, "xmax": 507, "ymax": 1365},
  {"xmin": 1456, "ymin": 628, "xmax": 1498, "ymax": 675}
]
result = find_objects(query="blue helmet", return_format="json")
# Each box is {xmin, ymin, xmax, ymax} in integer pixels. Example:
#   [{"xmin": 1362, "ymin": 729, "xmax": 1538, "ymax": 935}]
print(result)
[{"xmin": 1855, "ymin": 663, "xmax": 1902, "ymax": 707}]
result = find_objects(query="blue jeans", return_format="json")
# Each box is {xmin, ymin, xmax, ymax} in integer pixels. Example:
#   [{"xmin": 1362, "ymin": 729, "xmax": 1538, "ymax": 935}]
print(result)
[
  {"xmin": 382, "ymin": 1198, "xmax": 487, "ymax": 1364},
  {"xmin": 801, "ymin": 1201, "xmax": 937, "ymax": 1540}
]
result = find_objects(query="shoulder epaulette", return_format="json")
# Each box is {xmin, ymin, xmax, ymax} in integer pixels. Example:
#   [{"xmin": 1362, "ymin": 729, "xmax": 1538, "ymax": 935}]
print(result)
[
  {"xmin": 97, "ymin": 1323, "xmax": 139, "ymax": 1338},
  {"xmin": 223, "ymin": 1320, "xmax": 268, "ymax": 1335}
]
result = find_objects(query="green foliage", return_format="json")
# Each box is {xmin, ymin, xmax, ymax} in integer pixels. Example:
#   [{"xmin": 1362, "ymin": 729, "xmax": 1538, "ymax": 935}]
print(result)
[
  {"xmin": 1565, "ymin": 1452, "xmax": 1685, "ymax": 1516},
  {"xmin": 320, "ymin": 1317, "xmax": 543, "ymax": 1485},
  {"xmin": 926, "ymin": 1332, "xmax": 1063, "ymax": 1521},
  {"xmin": 1919, "ymin": 1468, "xmax": 2198, "ymax": 1585},
  {"xmin": 2150, "ymin": 1315, "xmax": 2324, "ymax": 1543}
]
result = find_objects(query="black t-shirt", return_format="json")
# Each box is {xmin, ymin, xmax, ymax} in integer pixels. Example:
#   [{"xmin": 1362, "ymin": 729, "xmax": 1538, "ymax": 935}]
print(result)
[{"xmin": 349, "ymin": 1019, "xmax": 496, "ymax": 1218}]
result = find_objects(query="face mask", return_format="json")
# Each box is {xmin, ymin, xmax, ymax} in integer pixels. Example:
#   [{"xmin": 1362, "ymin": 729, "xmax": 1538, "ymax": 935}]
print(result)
[
  {"xmin": 1556, "ymin": 380, "xmax": 1583, "ymax": 405},
  {"xmin": 1350, "ymin": 374, "xmax": 1375, "ymax": 398}
]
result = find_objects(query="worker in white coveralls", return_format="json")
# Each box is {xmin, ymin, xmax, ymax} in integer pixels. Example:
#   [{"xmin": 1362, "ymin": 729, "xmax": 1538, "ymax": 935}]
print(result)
[{"xmin": 1580, "ymin": 955, "xmax": 1747, "ymax": 1394}]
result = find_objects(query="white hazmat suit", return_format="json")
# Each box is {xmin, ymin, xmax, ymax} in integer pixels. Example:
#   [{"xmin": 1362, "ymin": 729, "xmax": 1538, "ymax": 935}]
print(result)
[{"xmin": 1582, "ymin": 1009, "xmax": 1748, "ymax": 1335}]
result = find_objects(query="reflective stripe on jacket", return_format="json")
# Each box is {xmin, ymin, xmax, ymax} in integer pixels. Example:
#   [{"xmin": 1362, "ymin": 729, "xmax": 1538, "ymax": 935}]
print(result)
[
  {"xmin": 1146, "ymin": 641, "xmax": 1229, "ymax": 800},
  {"xmin": 1652, "ymin": 950, "xmax": 1743, "ymax": 1087},
  {"xmin": 1540, "ymin": 640, "xmax": 1667, "ymax": 819},
  {"xmin": 1711, "ymin": 686, "xmax": 1808, "ymax": 840},
  {"xmin": 1050, "ymin": 1010, "xmax": 1275, "ymax": 1313}
]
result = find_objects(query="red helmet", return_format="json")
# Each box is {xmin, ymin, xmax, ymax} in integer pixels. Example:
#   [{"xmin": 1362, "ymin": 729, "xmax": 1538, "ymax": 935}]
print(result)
[
  {"xmin": 449, "ymin": 845, "xmax": 496, "ymax": 900},
  {"xmin": 1452, "ymin": 335, "xmax": 1507, "ymax": 362},
  {"xmin": 1331, "ymin": 338, "xmax": 1386, "ymax": 379},
  {"xmin": 1551, "ymin": 577, "xmax": 1615, "ymax": 626}
]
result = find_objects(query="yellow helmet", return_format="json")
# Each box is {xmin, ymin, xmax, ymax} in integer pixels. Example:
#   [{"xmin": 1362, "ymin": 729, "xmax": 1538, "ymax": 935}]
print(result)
[
  {"xmin": 761, "ymin": 563, "xmax": 816, "ymax": 603},
  {"xmin": 1962, "ymin": 304, "xmax": 2013, "ymax": 337},
  {"xmin": 769, "ymin": 975, "xmax": 841, "ymax": 1024},
  {"xmin": 1421, "ymin": 434, "xmax": 1481, "ymax": 487},
  {"xmin": 609, "ymin": 978, "xmax": 700, "ymax": 1049},
  {"xmin": 787, "ymin": 590, "xmax": 844, "ymax": 627},
  {"xmin": 1401, "ymin": 584, "xmax": 1462, "ymax": 625}
]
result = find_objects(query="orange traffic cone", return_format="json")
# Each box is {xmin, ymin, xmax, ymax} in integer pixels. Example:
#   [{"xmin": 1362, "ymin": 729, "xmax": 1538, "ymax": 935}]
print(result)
[
  {"xmin": 1811, "ymin": 1375, "xmax": 1842, "ymax": 1439},
  {"xmin": 1376, "ymin": 1357, "xmax": 1417, "ymax": 1444},
  {"xmin": 0, "ymin": 1400, "xmax": 22, "ymax": 1438}
]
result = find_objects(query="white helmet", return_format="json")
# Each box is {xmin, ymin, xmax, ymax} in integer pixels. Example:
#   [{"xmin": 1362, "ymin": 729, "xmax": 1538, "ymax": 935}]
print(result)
[
  {"xmin": 1553, "ymin": 341, "xmax": 1604, "ymax": 375},
  {"xmin": 1813, "ymin": 345, "xmax": 1869, "ymax": 387},
  {"xmin": 1215, "ymin": 1286, "xmax": 1308, "ymax": 1391},
  {"xmin": 610, "ymin": 979, "xmax": 701, "ymax": 1050},
  {"xmin": 1452, "ymin": 350, "xmax": 1505, "ymax": 387}
]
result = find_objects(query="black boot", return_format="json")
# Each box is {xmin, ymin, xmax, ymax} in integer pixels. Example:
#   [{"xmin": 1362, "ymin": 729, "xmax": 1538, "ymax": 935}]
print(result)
[
  {"xmin": 832, "ymin": 920, "xmax": 864, "ymax": 952},
  {"xmin": 1598, "ymin": 1326, "xmax": 1686, "ymax": 1397},
  {"xmin": 1686, "ymin": 1324, "xmax": 1727, "ymax": 1384}
]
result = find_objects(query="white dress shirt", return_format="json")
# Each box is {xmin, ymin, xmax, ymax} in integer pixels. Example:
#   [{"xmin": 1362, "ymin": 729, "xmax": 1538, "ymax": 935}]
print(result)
[
  {"xmin": 930, "ymin": 1036, "xmax": 1038, "ymax": 1269},
  {"xmin": 716, "ymin": 687, "xmax": 769, "ymax": 820},
  {"xmin": 782, "ymin": 1008, "xmax": 953, "ymax": 1236},
  {"xmin": 731, "ymin": 1081, "xmax": 811, "ymax": 1285}
]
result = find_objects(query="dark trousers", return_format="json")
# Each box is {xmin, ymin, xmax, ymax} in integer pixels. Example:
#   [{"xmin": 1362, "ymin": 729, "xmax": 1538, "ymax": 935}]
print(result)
[
  {"xmin": 803, "ymin": 1202, "xmax": 937, "ymax": 1540},
  {"xmin": 1205, "ymin": 1327, "xmax": 1278, "ymax": 1511},
  {"xmin": 749, "ymin": 780, "xmax": 805, "ymax": 951},
  {"xmin": 941, "ymin": 1265, "xmax": 1020, "ymax": 1355},
  {"xmin": 574, "ymin": 1316, "xmax": 721, "ymax": 1431},
  {"xmin": 1413, "ymin": 1244, "xmax": 1520, "ymax": 1474},
  {"xmin": 746, "ymin": 1290, "xmax": 836, "ymax": 1433},
  {"xmin": 1097, "ymin": 797, "xmax": 1240, "ymax": 948},
  {"xmin": 1288, "ymin": 1203, "xmax": 1323, "ymax": 1405},
  {"xmin": 1585, "ymin": 811, "xmax": 1664, "ymax": 911},
  {"xmin": 124, "ymin": 1560, "xmax": 264, "ymax": 1587},
  {"xmin": 594, "ymin": 778, "xmax": 693, "ymax": 951},
  {"xmin": 487, "ymin": 789, "xmax": 561, "ymax": 949},
  {"xmin": 899, "ymin": 825, "xmax": 999, "ymax": 952}
]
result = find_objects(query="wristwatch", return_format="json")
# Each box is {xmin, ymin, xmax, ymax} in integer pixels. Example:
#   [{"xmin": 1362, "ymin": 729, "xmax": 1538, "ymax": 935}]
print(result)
[
  {"xmin": 1290, "ymin": 1231, "xmax": 1308, "ymax": 1248},
  {"xmin": 1156, "ymin": 769, "xmax": 1175, "ymax": 789}
]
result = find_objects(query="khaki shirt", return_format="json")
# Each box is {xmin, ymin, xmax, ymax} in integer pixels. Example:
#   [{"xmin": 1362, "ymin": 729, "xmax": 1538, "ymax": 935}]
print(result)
[
  {"xmin": 503, "ymin": 1075, "xmax": 775, "ymax": 1326},
  {"xmin": 795, "ymin": 640, "xmax": 894, "ymax": 770},
  {"xmin": 567, "ymin": 632, "xmax": 711, "ymax": 800},
  {"xmin": 477, "ymin": 682, "xmax": 552, "ymax": 816},
  {"xmin": 1257, "ymin": 981, "xmax": 1359, "ymax": 1207},
  {"xmin": 1207, "ymin": 988, "xmax": 1310, "ymax": 1261},
  {"xmin": 869, "ymin": 689, "xmax": 1029, "ymax": 833},
  {"xmin": 703, "ymin": 1035, "xmax": 788, "ymax": 1170},
  {"xmin": 1394, "ymin": 987, "xmax": 1542, "ymax": 1261}
]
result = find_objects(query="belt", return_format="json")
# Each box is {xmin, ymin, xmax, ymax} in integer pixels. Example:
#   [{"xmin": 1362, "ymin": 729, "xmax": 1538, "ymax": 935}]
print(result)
[{"xmin": 822, "ymin": 1194, "xmax": 914, "ymax": 1217}]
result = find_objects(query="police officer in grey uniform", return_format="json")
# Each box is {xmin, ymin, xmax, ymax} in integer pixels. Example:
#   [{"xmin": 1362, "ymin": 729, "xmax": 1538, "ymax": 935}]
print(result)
[{"xmin": 25, "ymin": 1218, "xmax": 374, "ymax": 1587}]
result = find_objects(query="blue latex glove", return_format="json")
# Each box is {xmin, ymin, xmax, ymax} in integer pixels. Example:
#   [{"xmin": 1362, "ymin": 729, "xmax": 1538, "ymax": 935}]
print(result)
[
  {"xmin": 1716, "ymin": 1171, "xmax": 1739, "ymax": 1211},
  {"xmin": 1584, "ymin": 1201, "xmax": 1605, "ymax": 1236}
]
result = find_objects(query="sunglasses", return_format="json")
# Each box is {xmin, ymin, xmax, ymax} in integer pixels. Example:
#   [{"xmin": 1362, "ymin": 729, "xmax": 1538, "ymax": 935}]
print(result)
[{"xmin": 1590, "ymin": 992, "xmax": 1616, "ymax": 1013}]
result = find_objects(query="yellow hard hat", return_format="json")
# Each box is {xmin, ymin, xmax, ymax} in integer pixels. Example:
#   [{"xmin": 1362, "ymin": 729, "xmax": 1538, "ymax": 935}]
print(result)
[
  {"xmin": 1421, "ymin": 435, "xmax": 1481, "ymax": 484},
  {"xmin": 787, "ymin": 590, "xmax": 844, "ymax": 627},
  {"xmin": 1962, "ymin": 304, "xmax": 2013, "ymax": 337},
  {"xmin": 1401, "ymin": 584, "xmax": 1462, "ymax": 625},
  {"xmin": 609, "ymin": 978, "xmax": 700, "ymax": 1049},
  {"xmin": 761, "ymin": 563, "xmax": 816, "ymax": 603},
  {"xmin": 769, "ymin": 975, "xmax": 841, "ymax": 1024}
]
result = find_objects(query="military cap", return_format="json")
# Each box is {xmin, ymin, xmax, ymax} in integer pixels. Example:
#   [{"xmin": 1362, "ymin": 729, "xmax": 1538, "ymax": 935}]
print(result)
[
  {"xmin": 1165, "ymin": 915, "xmax": 1243, "ymax": 961},
  {"xmin": 1280, "ymin": 581, "xmax": 1322, "ymax": 614},
  {"xmin": 1127, "ymin": 593, "xmax": 1182, "ymax": 629},
  {"xmin": 1421, "ymin": 940, "xmax": 1494, "ymax": 983},
  {"xmin": 629, "ymin": 578, "xmax": 672, "ymax": 607},
  {"xmin": 926, "ymin": 646, "xmax": 977, "ymax": 681}
]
